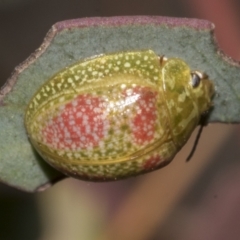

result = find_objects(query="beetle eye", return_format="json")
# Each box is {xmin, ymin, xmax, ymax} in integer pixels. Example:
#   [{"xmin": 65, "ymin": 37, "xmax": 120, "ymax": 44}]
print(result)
[{"xmin": 191, "ymin": 72, "xmax": 201, "ymax": 88}]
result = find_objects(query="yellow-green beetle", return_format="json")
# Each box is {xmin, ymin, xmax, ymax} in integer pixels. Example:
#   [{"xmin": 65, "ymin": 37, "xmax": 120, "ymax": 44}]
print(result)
[{"xmin": 25, "ymin": 50, "xmax": 214, "ymax": 181}]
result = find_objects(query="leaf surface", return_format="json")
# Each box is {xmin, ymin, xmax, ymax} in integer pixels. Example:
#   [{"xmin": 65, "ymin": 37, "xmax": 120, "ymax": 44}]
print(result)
[{"xmin": 0, "ymin": 16, "xmax": 238, "ymax": 192}]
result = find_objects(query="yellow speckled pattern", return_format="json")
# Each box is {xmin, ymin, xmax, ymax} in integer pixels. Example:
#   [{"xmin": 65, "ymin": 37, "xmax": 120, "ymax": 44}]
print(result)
[{"xmin": 25, "ymin": 50, "xmax": 214, "ymax": 181}]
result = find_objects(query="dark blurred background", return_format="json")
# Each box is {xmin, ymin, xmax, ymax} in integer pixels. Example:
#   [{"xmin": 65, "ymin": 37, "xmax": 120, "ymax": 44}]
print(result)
[{"xmin": 1, "ymin": 1, "xmax": 240, "ymax": 239}]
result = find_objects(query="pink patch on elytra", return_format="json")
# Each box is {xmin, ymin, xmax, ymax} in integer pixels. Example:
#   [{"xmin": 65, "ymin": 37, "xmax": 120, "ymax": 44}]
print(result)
[
  {"xmin": 129, "ymin": 86, "xmax": 158, "ymax": 145},
  {"xmin": 42, "ymin": 94, "xmax": 108, "ymax": 150},
  {"xmin": 143, "ymin": 155, "xmax": 162, "ymax": 170}
]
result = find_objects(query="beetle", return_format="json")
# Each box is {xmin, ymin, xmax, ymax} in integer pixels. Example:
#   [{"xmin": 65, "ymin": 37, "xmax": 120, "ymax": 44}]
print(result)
[{"xmin": 25, "ymin": 50, "xmax": 214, "ymax": 181}]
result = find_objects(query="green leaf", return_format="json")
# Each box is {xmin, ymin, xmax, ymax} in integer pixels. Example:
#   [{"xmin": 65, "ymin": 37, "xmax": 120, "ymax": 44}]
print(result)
[{"xmin": 0, "ymin": 16, "xmax": 238, "ymax": 192}]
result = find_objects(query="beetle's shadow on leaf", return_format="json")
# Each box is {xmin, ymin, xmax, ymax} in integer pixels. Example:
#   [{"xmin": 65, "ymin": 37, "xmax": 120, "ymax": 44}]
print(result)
[{"xmin": 31, "ymin": 147, "xmax": 66, "ymax": 188}]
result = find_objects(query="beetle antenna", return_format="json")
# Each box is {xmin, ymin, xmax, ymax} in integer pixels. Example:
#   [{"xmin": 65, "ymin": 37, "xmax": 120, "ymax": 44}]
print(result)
[
  {"xmin": 186, "ymin": 116, "xmax": 207, "ymax": 162},
  {"xmin": 186, "ymin": 124, "xmax": 204, "ymax": 162}
]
